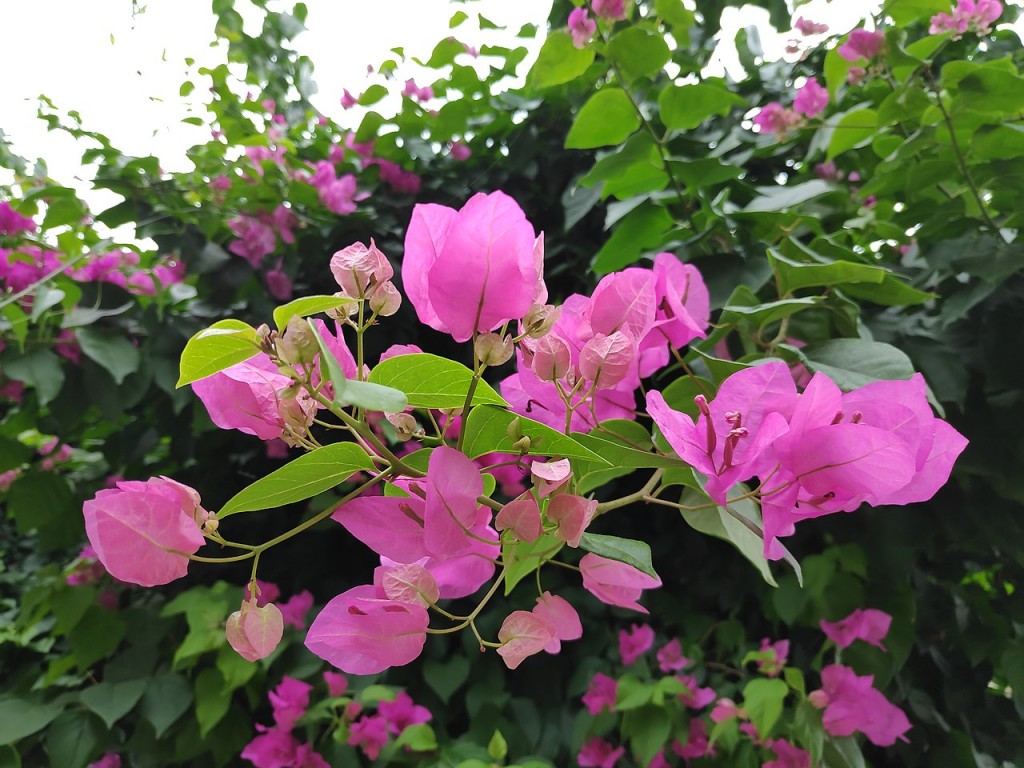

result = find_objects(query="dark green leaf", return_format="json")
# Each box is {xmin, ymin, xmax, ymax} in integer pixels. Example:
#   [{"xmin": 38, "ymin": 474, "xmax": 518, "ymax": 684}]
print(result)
[
  {"xmin": 44, "ymin": 711, "xmax": 101, "ymax": 768},
  {"xmin": 565, "ymin": 89, "xmax": 640, "ymax": 150},
  {"xmin": 80, "ymin": 679, "xmax": 147, "ymax": 728},
  {"xmin": 140, "ymin": 673, "xmax": 193, "ymax": 738},
  {"xmin": 579, "ymin": 533, "xmax": 659, "ymax": 580},
  {"xmin": 0, "ymin": 699, "xmax": 63, "ymax": 745},
  {"xmin": 76, "ymin": 327, "xmax": 141, "ymax": 385}
]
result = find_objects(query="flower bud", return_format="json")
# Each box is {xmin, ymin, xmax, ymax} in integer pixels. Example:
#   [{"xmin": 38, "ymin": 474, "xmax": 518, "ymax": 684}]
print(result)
[
  {"xmin": 523, "ymin": 304, "xmax": 561, "ymax": 339},
  {"xmin": 276, "ymin": 315, "xmax": 319, "ymax": 365},
  {"xmin": 226, "ymin": 599, "xmax": 284, "ymax": 661},
  {"xmin": 326, "ymin": 291, "xmax": 360, "ymax": 320},
  {"xmin": 255, "ymin": 323, "xmax": 276, "ymax": 351},
  {"xmin": 531, "ymin": 335, "xmax": 571, "ymax": 382},
  {"xmin": 330, "ymin": 239, "xmax": 393, "ymax": 298},
  {"xmin": 579, "ymin": 331, "xmax": 636, "ymax": 389},
  {"xmin": 385, "ymin": 412, "xmax": 418, "ymax": 441},
  {"xmin": 368, "ymin": 280, "xmax": 402, "ymax": 317},
  {"xmin": 475, "ymin": 332, "xmax": 515, "ymax": 367}
]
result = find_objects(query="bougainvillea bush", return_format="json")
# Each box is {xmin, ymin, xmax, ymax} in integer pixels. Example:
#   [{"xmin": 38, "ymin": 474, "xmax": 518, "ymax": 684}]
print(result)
[{"xmin": 2, "ymin": 0, "xmax": 1023, "ymax": 766}]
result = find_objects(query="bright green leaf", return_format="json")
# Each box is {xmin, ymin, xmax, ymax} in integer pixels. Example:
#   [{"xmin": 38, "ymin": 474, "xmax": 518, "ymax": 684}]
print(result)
[
  {"xmin": 273, "ymin": 295, "xmax": 355, "ymax": 330},
  {"xmin": 743, "ymin": 678, "xmax": 788, "ymax": 738},
  {"xmin": 607, "ymin": 27, "xmax": 670, "ymax": 81},
  {"xmin": 368, "ymin": 353, "xmax": 505, "ymax": 409},
  {"xmin": 461, "ymin": 405, "xmax": 609, "ymax": 463},
  {"xmin": 565, "ymin": 89, "xmax": 640, "ymax": 150},
  {"xmin": 528, "ymin": 31, "xmax": 595, "ymax": 90},
  {"xmin": 659, "ymin": 81, "xmax": 742, "ymax": 132},
  {"xmin": 176, "ymin": 319, "xmax": 259, "ymax": 387},
  {"xmin": 827, "ymin": 108, "xmax": 878, "ymax": 160},
  {"xmin": 219, "ymin": 442, "xmax": 374, "ymax": 516}
]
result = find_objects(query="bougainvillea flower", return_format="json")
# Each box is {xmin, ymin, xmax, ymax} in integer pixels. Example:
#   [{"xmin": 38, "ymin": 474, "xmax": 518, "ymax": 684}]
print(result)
[
  {"xmin": 813, "ymin": 665, "xmax": 912, "ymax": 746},
  {"xmin": 793, "ymin": 77, "xmax": 828, "ymax": 118},
  {"xmin": 424, "ymin": 446, "xmax": 483, "ymax": 556},
  {"xmin": 592, "ymin": 0, "xmax": 626, "ymax": 20},
  {"xmin": 531, "ymin": 458, "xmax": 572, "ymax": 497},
  {"xmin": 753, "ymin": 102, "xmax": 803, "ymax": 138},
  {"xmin": 332, "ymin": 495, "xmax": 429, "ymax": 562},
  {"xmin": 579, "ymin": 331, "xmax": 638, "ymax": 390},
  {"xmin": 305, "ymin": 585, "xmax": 429, "ymax": 674},
  {"xmin": 240, "ymin": 726, "xmax": 301, "ymax": 768},
  {"xmin": 588, "ymin": 268, "xmax": 658, "ymax": 342},
  {"xmin": 794, "ymin": 16, "xmax": 829, "ymax": 35},
  {"xmin": 547, "ymin": 493, "xmax": 597, "ymax": 547},
  {"xmin": 647, "ymin": 361, "xmax": 797, "ymax": 504},
  {"xmin": 402, "ymin": 191, "xmax": 543, "ymax": 342},
  {"xmin": 820, "ymin": 608, "xmax": 892, "ymax": 650},
  {"xmin": 568, "ymin": 7, "xmax": 597, "ymax": 48},
  {"xmin": 671, "ymin": 718, "xmax": 714, "ymax": 759},
  {"xmin": 495, "ymin": 495, "xmax": 543, "ymax": 542},
  {"xmin": 532, "ymin": 591, "xmax": 583, "ymax": 653},
  {"xmin": 378, "ymin": 691, "xmax": 431, "ymax": 735},
  {"xmin": 83, "ymin": 477, "xmax": 206, "ymax": 587},
  {"xmin": 582, "ymin": 672, "xmax": 618, "ymax": 715},
  {"xmin": 657, "ymin": 638, "xmax": 691, "ymax": 672},
  {"xmin": 323, "ymin": 671, "xmax": 348, "ymax": 697},
  {"xmin": 649, "ymin": 252, "xmax": 710, "ymax": 350},
  {"xmin": 348, "ymin": 715, "xmax": 389, "ymax": 760},
  {"xmin": 373, "ymin": 562, "xmax": 440, "ymax": 607},
  {"xmin": 677, "ymin": 674, "xmax": 716, "ymax": 709},
  {"xmin": 226, "ymin": 600, "xmax": 284, "ymax": 661},
  {"xmin": 330, "ymin": 239, "xmax": 393, "ymax": 298},
  {"xmin": 930, "ymin": 0, "xmax": 1002, "ymax": 35},
  {"xmin": 838, "ymin": 28, "xmax": 885, "ymax": 61},
  {"xmin": 269, "ymin": 676, "xmax": 312, "ymax": 731},
  {"xmin": 280, "ymin": 590, "xmax": 314, "ymax": 630},
  {"xmin": 764, "ymin": 738, "xmax": 812, "ymax": 768},
  {"xmin": 577, "ymin": 738, "xmax": 625, "ymax": 768},
  {"xmin": 580, "ymin": 553, "xmax": 662, "ymax": 613},
  {"xmin": 618, "ymin": 624, "xmax": 655, "ymax": 665},
  {"xmin": 0, "ymin": 201, "xmax": 36, "ymax": 236},
  {"xmin": 496, "ymin": 610, "xmax": 554, "ymax": 669},
  {"xmin": 756, "ymin": 637, "xmax": 790, "ymax": 676}
]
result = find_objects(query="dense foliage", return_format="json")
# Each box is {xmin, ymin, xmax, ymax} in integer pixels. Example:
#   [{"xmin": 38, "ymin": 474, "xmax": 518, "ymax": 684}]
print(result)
[{"xmin": 2, "ymin": 0, "xmax": 1023, "ymax": 767}]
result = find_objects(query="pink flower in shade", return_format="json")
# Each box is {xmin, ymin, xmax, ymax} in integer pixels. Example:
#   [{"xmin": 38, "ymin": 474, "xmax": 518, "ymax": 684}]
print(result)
[
  {"xmin": 226, "ymin": 600, "xmax": 285, "ymax": 661},
  {"xmin": 568, "ymin": 7, "xmax": 597, "ymax": 48},
  {"xmin": 794, "ymin": 16, "xmax": 828, "ymax": 35},
  {"xmin": 592, "ymin": 0, "xmax": 626, "ymax": 20},
  {"xmin": 547, "ymin": 494, "xmax": 597, "ymax": 547},
  {"xmin": 82, "ymin": 477, "xmax": 206, "ymax": 587},
  {"xmin": 764, "ymin": 739, "xmax": 811, "ymax": 768},
  {"xmin": 348, "ymin": 715, "xmax": 389, "ymax": 760},
  {"xmin": 710, "ymin": 697, "xmax": 744, "ymax": 722},
  {"xmin": 497, "ymin": 610, "xmax": 555, "ymax": 669},
  {"xmin": 582, "ymin": 672, "xmax": 618, "ymax": 715},
  {"xmin": 304, "ymin": 585, "xmax": 429, "ymax": 674},
  {"xmin": 87, "ymin": 753, "xmax": 121, "ymax": 768},
  {"xmin": 756, "ymin": 638, "xmax": 790, "ymax": 677},
  {"xmin": 0, "ymin": 201, "xmax": 37, "ymax": 236},
  {"xmin": 192, "ymin": 356, "xmax": 315, "ymax": 442},
  {"xmin": 228, "ymin": 215, "xmax": 277, "ymax": 267},
  {"xmin": 672, "ymin": 718, "xmax": 714, "ymax": 760},
  {"xmin": 647, "ymin": 751, "xmax": 671, "ymax": 768},
  {"xmin": 753, "ymin": 102, "xmax": 803, "ymax": 138},
  {"xmin": 66, "ymin": 545, "xmax": 107, "ymax": 586},
  {"xmin": 0, "ymin": 468, "xmax": 20, "ymax": 492},
  {"xmin": 657, "ymin": 638, "xmax": 691, "ymax": 672},
  {"xmin": 323, "ymin": 671, "xmax": 348, "ymax": 697},
  {"xmin": 245, "ymin": 579, "xmax": 282, "ymax": 607},
  {"xmin": 280, "ymin": 590, "xmax": 314, "ymax": 629},
  {"xmin": 320, "ymin": 175, "xmax": 359, "ymax": 215},
  {"xmin": 370, "ymin": 159, "xmax": 421, "ymax": 195},
  {"xmin": 578, "ymin": 737, "xmax": 625, "ymax": 768},
  {"xmin": 345, "ymin": 133, "xmax": 376, "ymax": 159},
  {"xmin": 210, "ymin": 175, "xmax": 231, "ymax": 191},
  {"xmin": 449, "ymin": 141, "xmax": 472, "ymax": 161},
  {"xmin": 930, "ymin": 0, "xmax": 1002, "ymax": 36},
  {"xmin": 793, "ymin": 77, "xmax": 828, "ymax": 119},
  {"xmin": 265, "ymin": 265, "xmax": 293, "ymax": 301},
  {"xmin": 340, "ymin": 89, "xmax": 358, "ymax": 109},
  {"xmin": 269, "ymin": 677, "xmax": 312, "ymax": 731},
  {"xmin": 618, "ymin": 624, "xmax": 655, "ymax": 665},
  {"xmin": 241, "ymin": 727, "xmax": 298, "ymax": 768},
  {"xmin": 812, "ymin": 665, "xmax": 912, "ymax": 746},
  {"xmin": 838, "ymin": 28, "xmax": 884, "ymax": 62},
  {"xmin": 293, "ymin": 744, "xmax": 330, "ymax": 768},
  {"xmin": 378, "ymin": 691, "xmax": 432, "ymax": 735},
  {"xmin": 495, "ymin": 495, "xmax": 543, "ymax": 543},
  {"xmin": 580, "ymin": 554, "xmax": 662, "ymax": 613},
  {"xmin": 403, "ymin": 191, "xmax": 544, "ymax": 342},
  {"xmin": 532, "ymin": 591, "xmax": 583, "ymax": 653},
  {"xmin": 677, "ymin": 675, "xmax": 716, "ymax": 709},
  {"xmin": 820, "ymin": 608, "xmax": 892, "ymax": 650}
]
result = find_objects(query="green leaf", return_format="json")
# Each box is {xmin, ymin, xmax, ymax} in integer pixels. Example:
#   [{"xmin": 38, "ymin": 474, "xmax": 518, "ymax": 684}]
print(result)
[
  {"xmin": 140, "ymin": 673, "xmax": 193, "ymax": 738},
  {"xmin": 423, "ymin": 656, "xmax": 470, "ymax": 704},
  {"xmin": 308, "ymin": 320, "xmax": 408, "ymax": 412},
  {"xmin": 68, "ymin": 606, "xmax": 125, "ymax": 670},
  {"xmin": 789, "ymin": 339, "xmax": 916, "ymax": 389},
  {"xmin": 486, "ymin": 730, "xmax": 508, "ymax": 762},
  {"xmin": 273, "ymin": 295, "xmax": 354, "ymax": 330},
  {"xmin": 622, "ymin": 706, "xmax": 671, "ymax": 767},
  {"xmin": 768, "ymin": 249, "xmax": 886, "ymax": 295},
  {"xmin": 45, "ymin": 711, "xmax": 101, "ymax": 768},
  {"xmin": 0, "ymin": 435, "xmax": 32, "ymax": 473},
  {"xmin": 580, "ymin": 133, "xmax": 667, "ymax": 201},
  {"xmin": 680, "ymin": 487, "xmax": 784, "ymax": 587},
  {"xmin": 396, "ymin": 724, "xmax": 439, "ymax": 752},
  {"xmin": 195, "ymin": 668, "xmax": 231, "ymax": 738},
  {"xmin": 80, "ymin": 679, "xmax": 147, "ymax": 728},
  {"xmin": 176, "ymin": 319, "xmax": 259, "ymax": 387},
  {"xmin": 76, "ymin": 327, "xmax": 141, "ymax": 385},
  {"xmin": 827, "ymin": 108, "xmax": 878, "ymax": 160},
  {"xmin": 29, "ymin": 285, "xmax": 65, "ymax": 322},
  {"xmin": 616, "ymin": 675, "xmax": 654, "ymax": 710},
  {"xmin": 357, "ymin": 84, "xmax": 388, "ymax": 106},
  {"xmin": 216, "ymin": 645, "xmax": 259, "ymax": 692},
  {"xmin": 219, "ymin": 442, "xmax": 374, "ymax": 517},
  {"xmin": 528, "ymin": 31, "xmax": 594, "ymax": 89},
  {"xmin": 838, "ymin": 276, "xmax": 934, "ymax": 306},
  {"xmin": 745, "ymin": 180, "xmax": 835, "ymax": 213},
  {"xmin": 742, "ymin": 678, "xmax": 788, "ymax": 739},
  {"xmin": 572, "ymin": 421, "xmax": 677, "ymax": 494},
  {"xmin": 503, "ymin": 534, "xmax": 563, "ymax": 595},
  {"xmin": 1, "ymin": 347, "xmax": 64, "ymax": 404},
  {"xmin": 654, "ymin": 0, "xmax": 694, "ymax": 29},
  {"xmin": 461, "ymin": 405, "xmax": 608, "ymax": 463},
  {"xmin": 0, "ymin": 699, "xmax": 63, "ymax": 745},
  {"xmin": 592, "ymin": 204, "xmax": 674, "ymax": 273},
  {"xmin": 887, "ymin": 0, "xmax": 950, "ymax": 25},
  {"xmin": 579, "ymin": 533, "xmax": 659, "ymax": 580},
  {"xmin": 368, "ymin": 353, "xmax": 505, "ymax": 409},
  {"xmin": 565, "ymin": 89, "xmax": 640, "ymax": 150},
  {"xmin": 607, "ymin": 27, "xmax": 670, "ymax": 81},
  {"xmin": 659, "ymin": 81, "xmax": 742, "ymax": 132}
]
